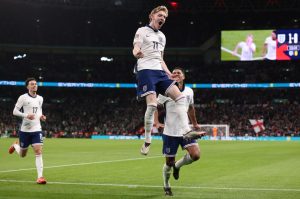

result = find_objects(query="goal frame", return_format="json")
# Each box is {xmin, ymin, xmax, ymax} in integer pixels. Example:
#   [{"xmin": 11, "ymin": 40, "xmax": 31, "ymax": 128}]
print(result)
[{"xmin": 199, "ymin": 124, "xmax": 230, "ymax": 138}]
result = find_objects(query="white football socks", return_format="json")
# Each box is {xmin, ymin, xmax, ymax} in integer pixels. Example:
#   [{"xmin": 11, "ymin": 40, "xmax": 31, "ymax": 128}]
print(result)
[
  {"xmin": 35, "ymin": 154, "xmax": 44, "ymax": 178},
  {"xmin": 163, "ymin": 164, "xmax": 172, "ymax": 188},
  {"xmin": 175, "ymin": 153, "xmax": 193, "ymax": 169},
  {"xmin": 144, "ymin": 104, "xmax": 157, "ymax": 143}
]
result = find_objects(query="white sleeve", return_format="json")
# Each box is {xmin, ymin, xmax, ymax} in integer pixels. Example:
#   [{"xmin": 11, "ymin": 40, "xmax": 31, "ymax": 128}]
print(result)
[
  {"xmin": 162, "ymin": 33, "xmax": 166, "ymax": 47},
  {"xmin": 189, "ymin": 90, "xmax": 194, "ymax": 105},
  {"xmin": 186, "ymin": 88, "xmax": 194, "ymax": 105},
  {"xmin": 133, "ymin": 28, "xmax": 144, "ymax": 46},
  {"xmin": 39, "ymin": 96, "xmax": 44, "ymax": 116},
  {"xmin": 13, "ymin": 95, "xmax": 27, "ymax": 118},
  {"xmin": 40, "ymin": 96, "xmax": 43, "ymax": 107},
  {"xmin": 41, "ymin": 97, "xmax": 44, "ymax": 115}
]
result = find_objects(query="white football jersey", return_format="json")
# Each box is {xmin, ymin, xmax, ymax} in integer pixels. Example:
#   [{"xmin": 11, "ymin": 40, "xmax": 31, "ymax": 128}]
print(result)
[
  {"xmin": 157, "ymin": 86, "xmax": 194, "ymax": 137},
  {"xmin": 14, "ymin": 93, "xmax": 43, "ymax": 132},
  {"xmin": 133, "ymin": 25, "xmax": 166, "ymax": 71},
  {"xmin": 237, "ymin": 42, "xmax": 256, "ymax": 61},
  {"xmin": 264, "ymin": 36, "xmax": 276, "ymax": 60}
]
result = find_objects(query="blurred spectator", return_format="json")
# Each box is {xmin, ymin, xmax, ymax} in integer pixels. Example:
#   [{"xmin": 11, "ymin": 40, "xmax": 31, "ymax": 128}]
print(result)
[{"xmin": 0, "ymin": 87, "xmax": 299, "ymax": 137}]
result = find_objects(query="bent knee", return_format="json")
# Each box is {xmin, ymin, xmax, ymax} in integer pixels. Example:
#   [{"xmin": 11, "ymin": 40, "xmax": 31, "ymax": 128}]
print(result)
[{"xmin": 190, "ymin": 154, "xmax": 200, "ymax": 161}]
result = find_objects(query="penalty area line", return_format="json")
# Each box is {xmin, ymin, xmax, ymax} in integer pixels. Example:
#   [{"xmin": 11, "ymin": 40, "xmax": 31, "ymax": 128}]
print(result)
[
  {"xmin": 0, "ymin": 155, "xmax": 161, "ymax": 173},
  {"xmin": 0, "ymin": 179, "xmax": 299, "ymax": 192}
]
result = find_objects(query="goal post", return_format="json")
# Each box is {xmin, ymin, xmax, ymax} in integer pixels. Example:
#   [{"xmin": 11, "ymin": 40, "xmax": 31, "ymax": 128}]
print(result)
[{"xmin": 199, "ymin": 124, "xmax": 230, "ymax": 139}]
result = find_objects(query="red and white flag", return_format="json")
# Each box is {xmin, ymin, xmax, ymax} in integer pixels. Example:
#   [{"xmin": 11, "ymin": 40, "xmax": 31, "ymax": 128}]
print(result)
[{"xmin": 249, "ymin": 119, "xmax": 265, "ymax": 133}]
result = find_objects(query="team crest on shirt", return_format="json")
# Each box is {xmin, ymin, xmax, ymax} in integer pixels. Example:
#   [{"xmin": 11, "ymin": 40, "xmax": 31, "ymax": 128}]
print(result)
[
  {"xmin": 158, "ymin": 36, "xmax": 163, "ymax": 43},
  {"xmin": 143, "ymin": 85, "xmax": 148, "ymax": 92}
]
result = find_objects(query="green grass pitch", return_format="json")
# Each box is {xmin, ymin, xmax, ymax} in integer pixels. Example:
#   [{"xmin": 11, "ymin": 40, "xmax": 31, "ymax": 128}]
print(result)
[
  {"xmin": 221, "ymin": 30, "xmax": 273, "ymax": 61},
  {"xmin": 1, "ymin": 138, "xmax": 300, "ymax": 199}
]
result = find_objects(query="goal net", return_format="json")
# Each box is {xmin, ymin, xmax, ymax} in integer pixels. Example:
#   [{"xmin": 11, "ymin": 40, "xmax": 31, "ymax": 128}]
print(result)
[{"xmin": 199, "ymin": 124, "xmax": 230, "ymax": 139}]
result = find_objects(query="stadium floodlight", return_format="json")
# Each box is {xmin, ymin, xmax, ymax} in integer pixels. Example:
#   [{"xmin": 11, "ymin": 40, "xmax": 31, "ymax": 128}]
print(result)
[
  {"xmin": 13, "ymin": 54, "xmax": 26, "ymax": 60},
  {"xmin": 100, "ymin": 57, "xmax": 113, "ymax": 62}
]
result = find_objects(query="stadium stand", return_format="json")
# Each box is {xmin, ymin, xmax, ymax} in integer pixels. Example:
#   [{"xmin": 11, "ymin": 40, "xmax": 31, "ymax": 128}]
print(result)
[
  {"xmin": 0, "ymin": 0, "xmax": 299, "ymax": 138},
  {"xmin": 1, "ymin": 87, "xmax": 299, "ymax": 138}
]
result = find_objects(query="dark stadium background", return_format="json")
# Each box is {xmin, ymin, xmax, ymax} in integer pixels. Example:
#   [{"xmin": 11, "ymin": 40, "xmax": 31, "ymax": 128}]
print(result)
[{"xmin": 0, "ymin": 0, "xmax": 299, "ymax": 137}]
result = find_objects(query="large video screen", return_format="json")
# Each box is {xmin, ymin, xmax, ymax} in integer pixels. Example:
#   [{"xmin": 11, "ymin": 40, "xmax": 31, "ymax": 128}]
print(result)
[{"xmin": 221, "ymin": 29, "xmax": 300, "ymax": 61}]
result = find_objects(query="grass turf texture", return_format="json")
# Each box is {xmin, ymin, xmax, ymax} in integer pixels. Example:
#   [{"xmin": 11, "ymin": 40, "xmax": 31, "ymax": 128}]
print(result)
[
  {"xmin": 221, "ymin": 29, "xmax": 273, "ymax": 61},
  {"xmin": 1, "ymin": 138, "xmax": 299, "ymax": 199}
]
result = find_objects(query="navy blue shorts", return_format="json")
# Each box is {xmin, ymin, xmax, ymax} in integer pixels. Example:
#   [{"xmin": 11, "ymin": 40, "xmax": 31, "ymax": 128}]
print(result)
[
  {"xmin": 162, "ymin": 134, "xmax": 197, "ymax": 157},
  {"xmin": 18, "ymin": 131, "xmax": 44, "ymax": 149},
  {"xmin": 136, "ymin": 69, "xmax": 175, "ymax": 98}
]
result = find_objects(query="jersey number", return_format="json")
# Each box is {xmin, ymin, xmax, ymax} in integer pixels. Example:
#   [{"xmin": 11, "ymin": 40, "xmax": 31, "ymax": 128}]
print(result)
[
  {"xmin": 153, "ymin": 41, "xmax": 159, "ymax": 50},
  {"xmin": 33, "ymin": 107, "xmax": 38, "ymax": 113}
]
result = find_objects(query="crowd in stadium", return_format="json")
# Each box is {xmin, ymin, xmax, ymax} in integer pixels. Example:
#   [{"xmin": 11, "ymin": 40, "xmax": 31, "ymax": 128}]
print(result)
[
  {"xmin": 0, "ymin": 1, "xmax": 299, "ymax": 139},
  {"xmin": 1, "ymin": 88, "xmax": 299, "ymax": 138}
]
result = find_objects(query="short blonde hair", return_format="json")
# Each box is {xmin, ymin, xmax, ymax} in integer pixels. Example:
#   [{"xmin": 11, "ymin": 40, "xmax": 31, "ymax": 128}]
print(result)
[{"xmin": 149, "ymin": 5, "xmax": 168, "ymax": 22}]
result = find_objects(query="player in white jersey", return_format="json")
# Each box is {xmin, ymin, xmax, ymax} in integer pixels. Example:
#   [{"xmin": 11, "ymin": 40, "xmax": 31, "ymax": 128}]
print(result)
[
  {"xmin": 133, "ymin": 6, "xmax": 204, "ymax": 155},
  {"xmin": 262, "ymin": 30, "xmax": 277, "ymax": 60},
  {"xmin": 155, "ymin": 67, "xmax": 205, "ymax": 196},
  {"xmin": 8, "ymin": 77, "xmax": 47, "ymax": 184},
  {"xmin": 233, "ymin": 34, "xmax": 256, "ymax": 61}
]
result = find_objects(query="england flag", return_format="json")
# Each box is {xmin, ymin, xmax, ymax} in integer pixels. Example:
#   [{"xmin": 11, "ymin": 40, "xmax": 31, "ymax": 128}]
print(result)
[{"xmin": 249, "ymin": 119, "xmax": 265, "ymax": 133}]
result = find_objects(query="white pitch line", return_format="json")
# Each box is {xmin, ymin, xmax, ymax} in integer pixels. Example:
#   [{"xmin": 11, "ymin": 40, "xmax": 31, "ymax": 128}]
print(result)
[
  {"xmin": 0, "ymin": 179, "xmax": 299, "ymax": 192},
  {"xmin": 0, "ymin": 155, "xmax": 161, "ymax": 173},
  {"xmin": 221, "ymin": 46, "xmax": 241, "ymax": 58}
]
